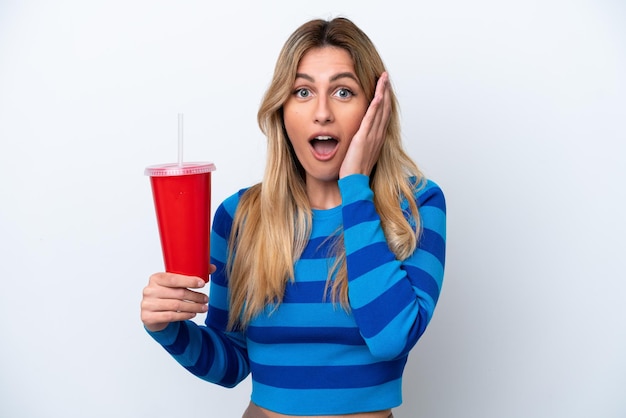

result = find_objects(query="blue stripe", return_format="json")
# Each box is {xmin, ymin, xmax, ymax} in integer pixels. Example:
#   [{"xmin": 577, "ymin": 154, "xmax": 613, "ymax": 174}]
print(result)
[
  {"xmin": 346, "ymin": 242, "xmax": 395, "ymax": 280},
  {"xmin": 210, "ymin": 234, "xmax": 228, "ymax": 270},
  {"xmin": 419, "ymin": 205, "xmax": 446, "ymax": 233},
  {"xmin": 419, "ymin": 228, "xmax": 446, "ymax": 266},
  {"xmin": 344, "ymin": 220, "xmax": 385, "ymax": 245},
  {"xmin": 418, "ymin": 183, "xmax": 446, "ymax": 211},
  {"xmin": 300, "ymin": 236, "xmax": 336, "ymax": 259},
  {"xmin": 405, "ymin": 304, "xmax": 432, "ymax": 347},
  {"xmin": 207, "ymin": 282, "xmax": 229, "ymax": 310},
  {"xmin": 342, "ymin": 199, "xmax": 378, "ymax": 230},
  {"xmin": 407, "ymin": 250, "xmax": 444, "ymax": 289},
  {"xmin": 163, "ymin": 322, "xmax": 190, "ymax": 355},
  {"xmin": 247, "ymin": 325, "xmax": 363, "ymax": 345},
  {"xmin": 352, "ymin": 279, "xmax": 415, "ymax": 338},
  {"xmin": 251, "ymin": 303, "xmax": 356, "ymax": 328},
  {"xmin": 183, "ymin": 329, "xmax": 215, "ymax": 376},
  {"xmin": 347, "ymin": 264, "xmax": 399, "ymax": 309},
  {"xmin": 212, "ymin": 203, "xmax": 233, "ymax": 241},
  {"xmin": 221, "ymin": 334, "xmax": 246, "ymax": 386},
  {"xmin": 250, "ymin": 359, "xmax": 405, "ymax": 389},
  {"xmin": 294, "ymin": 258, "xmax": 335, "ymax": 282},
  {"xmin": 404, "ymin": 265, "xmax": 440, "ymax": 304},
  {"xmin": 283, "ymin": 281, "xmax": 330, "ymax": 303},
  {"xmin": 247, "ymin": 341, "xmax": 376, "ymax": 366},
  {"xmin": 208, "ymin": 260, "xmax": 227, "ymax": 285},
  {"xmin": 206, "ymin": 306, "xmax": 229, "ymax": 329}
]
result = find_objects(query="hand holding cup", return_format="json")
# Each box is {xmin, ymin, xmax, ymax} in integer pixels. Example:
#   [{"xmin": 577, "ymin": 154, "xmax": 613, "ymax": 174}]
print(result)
[{"xmin": 140, "ymin": 270, "xmax": 214, "ymax": 332}]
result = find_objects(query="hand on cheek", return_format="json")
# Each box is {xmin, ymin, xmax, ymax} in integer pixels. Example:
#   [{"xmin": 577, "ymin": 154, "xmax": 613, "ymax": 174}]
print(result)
[{"xmin": 339, "ymin": 72, "xmax": 391, "ymax": 178}]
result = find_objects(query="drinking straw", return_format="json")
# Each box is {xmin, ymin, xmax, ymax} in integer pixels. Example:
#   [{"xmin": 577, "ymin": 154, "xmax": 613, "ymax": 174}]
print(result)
[{"xmin": 178, "ymin": 113, "xmax": 183, "ymax": 167}]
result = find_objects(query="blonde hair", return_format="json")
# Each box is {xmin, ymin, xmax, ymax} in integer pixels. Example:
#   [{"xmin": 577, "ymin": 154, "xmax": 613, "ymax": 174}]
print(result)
[{"xmin": 227, "ymin": 17, "xmax": 424, "ymax": 330}]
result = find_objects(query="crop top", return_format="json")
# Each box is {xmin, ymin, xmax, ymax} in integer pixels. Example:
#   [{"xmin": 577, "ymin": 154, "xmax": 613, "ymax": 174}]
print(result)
[{"xmin": 147, "ymin": 174, "xmax": 446, "ymax": 415}]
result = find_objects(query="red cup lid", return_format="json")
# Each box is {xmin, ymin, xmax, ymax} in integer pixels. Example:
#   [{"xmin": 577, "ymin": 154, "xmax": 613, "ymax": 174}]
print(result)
[{"xmin": 144, "ymin": 162, "xmax": 216, "ymax": 177}]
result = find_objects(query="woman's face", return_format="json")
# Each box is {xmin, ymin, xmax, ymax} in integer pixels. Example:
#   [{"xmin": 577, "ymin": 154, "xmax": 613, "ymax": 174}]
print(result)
[{"xmin": 283, "ymin": 46, "xmax": 369, "ymax": 189}]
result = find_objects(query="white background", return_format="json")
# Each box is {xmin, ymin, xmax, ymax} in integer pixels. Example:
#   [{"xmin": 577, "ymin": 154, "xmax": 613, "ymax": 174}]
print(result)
[{"xmin": 1, "ymin": 1, "xmax": 625, "ymax": 417}]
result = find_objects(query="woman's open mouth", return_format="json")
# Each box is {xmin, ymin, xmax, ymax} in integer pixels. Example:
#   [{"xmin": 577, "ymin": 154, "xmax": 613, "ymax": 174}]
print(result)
[{"xmin": 310, "ymin": 136, "xmax": 339, "ymax": 159}]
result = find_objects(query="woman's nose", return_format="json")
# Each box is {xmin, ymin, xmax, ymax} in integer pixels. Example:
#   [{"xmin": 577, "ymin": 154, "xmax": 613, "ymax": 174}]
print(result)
[{"xmin": 314, "ymin": 97, "xmax": 334, "ymax": 124}]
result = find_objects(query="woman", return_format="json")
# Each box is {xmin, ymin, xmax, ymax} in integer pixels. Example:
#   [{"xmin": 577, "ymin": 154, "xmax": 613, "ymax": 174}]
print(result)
[{"xmin": 141, "ymin": 17, "xmax": 446, "ymax": 418}]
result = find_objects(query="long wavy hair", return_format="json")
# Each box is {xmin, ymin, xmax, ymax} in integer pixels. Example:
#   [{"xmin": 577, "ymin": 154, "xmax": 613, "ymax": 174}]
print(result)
[{"xmin": 227, "ymin": 17, "xmax": 424, "ymax": 330}]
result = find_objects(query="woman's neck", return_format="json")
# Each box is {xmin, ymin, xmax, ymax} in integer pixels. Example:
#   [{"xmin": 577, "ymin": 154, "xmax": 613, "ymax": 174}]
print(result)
[{"xmin": 306, "ymin": 179, "xmax": 341, "ymax": 210}]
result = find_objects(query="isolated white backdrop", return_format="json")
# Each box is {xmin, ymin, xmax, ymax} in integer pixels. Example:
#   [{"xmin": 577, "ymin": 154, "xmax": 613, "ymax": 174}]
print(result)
[{"xmin": 1, "ymin": 1, "xmax": 624, "ymax": 417}]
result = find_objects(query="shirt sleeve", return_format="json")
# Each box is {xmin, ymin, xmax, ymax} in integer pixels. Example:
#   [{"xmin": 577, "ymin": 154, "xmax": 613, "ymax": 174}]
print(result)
[
  {"xmin": 339, "ymin": 174, "xmax": 447, "ymax": 360},
  {"xmin": 145, "ymin": 191, "xmax": 250, "ymax": 388}
]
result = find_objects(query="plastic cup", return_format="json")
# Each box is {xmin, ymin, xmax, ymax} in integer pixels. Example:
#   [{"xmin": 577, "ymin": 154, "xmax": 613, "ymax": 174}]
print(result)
[{"xmin": 145, "ymin": 162, "xmax": 216, "ymax": 282}]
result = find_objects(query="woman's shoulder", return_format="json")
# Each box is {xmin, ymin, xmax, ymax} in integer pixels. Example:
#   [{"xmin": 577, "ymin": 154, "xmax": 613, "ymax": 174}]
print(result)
[
  {"xmin": 212, "ymin": 185, "xmax": 254, "ymax": 238},
  {"xmin": 218, "ymin": 187, "xmax": 248, "ymax": 214},
  {"xmin": 408, "ymin": 176, "xmax": 446, "ymax": 209},
  {"xmin": 216, "ymin": 183, "xmax": 260, "ymax": 217}
]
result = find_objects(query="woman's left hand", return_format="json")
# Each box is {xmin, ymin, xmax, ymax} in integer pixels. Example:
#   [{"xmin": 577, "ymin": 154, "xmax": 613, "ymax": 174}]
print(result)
[{"xmin": 339, "ymin": 71, "xmax": 391, "ymax": 178}]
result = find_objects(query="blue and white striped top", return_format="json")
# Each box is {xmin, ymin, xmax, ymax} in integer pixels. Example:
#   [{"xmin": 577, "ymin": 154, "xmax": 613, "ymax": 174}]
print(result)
[{"xmin": 147, "ymin": 174, "xmax": 446, "ymax": 415}]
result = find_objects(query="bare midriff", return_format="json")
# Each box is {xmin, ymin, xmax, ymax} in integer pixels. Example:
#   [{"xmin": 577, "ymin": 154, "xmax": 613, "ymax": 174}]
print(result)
[{"xmin": 259, "ymin": 406, "xmax": 393, "ymax": 418}]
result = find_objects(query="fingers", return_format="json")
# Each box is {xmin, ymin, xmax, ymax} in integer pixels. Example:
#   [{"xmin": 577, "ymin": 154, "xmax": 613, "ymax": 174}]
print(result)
[
  {"xmin": 379, "ymin": 73, "xmax": 392, "ymax": 134},
  {"xmin": 140, "ymin": 272, "xmax": 209, "ymax": 332},
  {"xmin": 142, "ymin": 283, "xmax": 208, "ymax": 305},
  {"xmin": 141, "ymin": 296, "xmax": 208, "ymax": 318},
  {"xmin": 369, "ymin": 72, "xmax": 391, "ymax": 138},
  {"xmin": 150, "ymin": 271, "xmax": 206, "ymax": 289},
  {"xmin": 141, "ymin": 308, "xmax": 202, "ymax": 332}
]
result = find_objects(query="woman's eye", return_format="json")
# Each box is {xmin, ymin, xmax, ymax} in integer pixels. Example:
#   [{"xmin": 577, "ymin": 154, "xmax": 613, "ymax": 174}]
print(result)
[
  {"xmin": 334, "ymin": 88, "xmax": 353, "ymax": 99},
  {"xmin": 295, "ymin": 88, "xmax": 311, "ymax": 98}
]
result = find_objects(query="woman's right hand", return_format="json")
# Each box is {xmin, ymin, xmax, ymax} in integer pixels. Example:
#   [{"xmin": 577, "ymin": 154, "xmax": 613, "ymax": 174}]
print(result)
[{"xmin": 140, "ymin": 272, "xmax": 209, "ymax": 332}]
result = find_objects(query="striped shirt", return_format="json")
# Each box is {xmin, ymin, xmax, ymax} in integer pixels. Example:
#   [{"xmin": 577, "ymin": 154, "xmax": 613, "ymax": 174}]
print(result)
[{"xmin": 147, "ymin": 174, "xmax": 446, "ymax": 415}]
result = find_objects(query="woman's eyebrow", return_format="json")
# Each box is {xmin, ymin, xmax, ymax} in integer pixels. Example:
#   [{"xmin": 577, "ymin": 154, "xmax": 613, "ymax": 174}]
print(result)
[
  {"xmin": 330, "ymin": 72, "xmax": 359, "ymax": 83},
  {"xmin": 294, "ymin": 72, "xmax": 359, "ymax": 83},
  {"xmin": 294, "ymin": 73, "xmax": 315, "ymax": 82}
]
